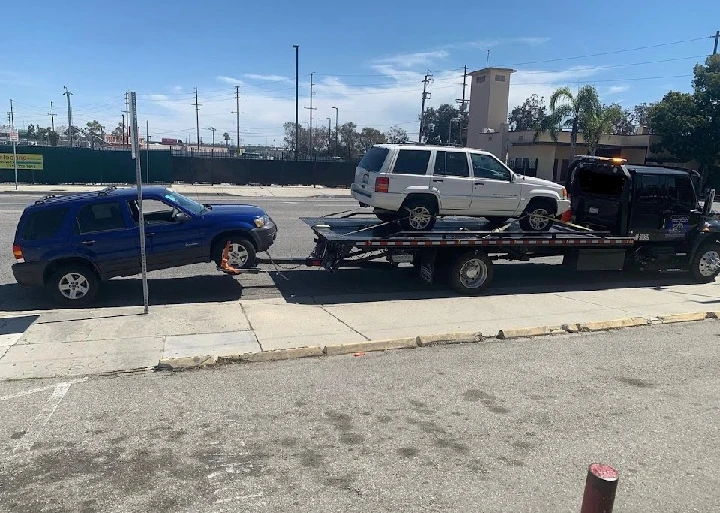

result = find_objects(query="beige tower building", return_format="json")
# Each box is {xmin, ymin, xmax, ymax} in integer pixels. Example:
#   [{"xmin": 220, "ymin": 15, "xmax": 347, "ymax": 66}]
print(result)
[{"xmin": 466, "ymin": 67, "xmax": 515, "ymax": 157}]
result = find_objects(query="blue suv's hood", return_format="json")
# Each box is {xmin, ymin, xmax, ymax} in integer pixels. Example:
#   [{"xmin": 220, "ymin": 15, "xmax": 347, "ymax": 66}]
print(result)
[{"xmin": 203, "ymin": 203, "xmax": 266, "ymax": 218}]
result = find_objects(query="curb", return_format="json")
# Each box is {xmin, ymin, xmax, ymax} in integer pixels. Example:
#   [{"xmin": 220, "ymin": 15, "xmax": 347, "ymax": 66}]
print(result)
[
  {"xmin": 416, "ymin": 332, "xmax": 482, "ymax": 347},
  {"xmin": 324, "ymin": 338, "xmax": 417, "ymax": 356},
  {"xmin": 154, "ymin": 312, "xmax": 718, "ymax": 373}
]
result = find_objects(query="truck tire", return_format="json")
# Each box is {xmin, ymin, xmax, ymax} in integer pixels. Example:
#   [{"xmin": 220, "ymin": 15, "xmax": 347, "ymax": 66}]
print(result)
[
  {"xmin": 400, "ymin": 198, "xmax": 437, "ymax": 231},
  {"xmin": 689, "ymin": 242, "xmax": 720, "ymax": 283},
  {"xmin": 48, "ymin": 264, "xmax": 100, "ymax": 307},
  {"xmin": 212, "ymin": 236, "xmax": 256, "ymax": 269},
  {"xmin": 449, "ymin": 251, "xmax": 493, "ymax": 295},
  {"xmin": 520, "ymin": 199, "xmax": 556, "ymax": 232}
]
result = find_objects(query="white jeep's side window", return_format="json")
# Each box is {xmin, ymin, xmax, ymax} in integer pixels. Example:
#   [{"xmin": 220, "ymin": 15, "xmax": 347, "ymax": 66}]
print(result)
[
  {"xmin": 471, "ymin": 153, "xmax": 512, "ymax": 181},
  {"xmin": 392, "ymin": 150, "xmax": 432, "ymax": 175}
]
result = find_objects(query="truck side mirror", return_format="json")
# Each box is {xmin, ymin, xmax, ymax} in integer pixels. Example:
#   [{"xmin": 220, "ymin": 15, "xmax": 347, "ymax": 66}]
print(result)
[{"xmin": 704, "ymin": 189, "xmax": 715, "ymax": 215}]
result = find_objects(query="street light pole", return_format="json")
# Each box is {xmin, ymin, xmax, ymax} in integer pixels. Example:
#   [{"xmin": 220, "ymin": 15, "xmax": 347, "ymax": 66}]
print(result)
[
  {"xmin": 293, "ymin": 44, "xmax": 299, "ymax": 161},
  {"xmin": 206, "ymin": 127, "xmax": 217, "ymax": 147},
  {"xmin": 331, "ymin": 106, "xmax": 339, "ymax": 157},
  {"xmin": 326, "ymin": 117, "xmax": 332, "ymax": 156}
]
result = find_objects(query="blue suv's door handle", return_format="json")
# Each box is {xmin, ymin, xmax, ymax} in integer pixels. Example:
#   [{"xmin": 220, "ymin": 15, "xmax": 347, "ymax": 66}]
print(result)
[{"xmin": 81, "ymin": 240, "xmax": 95, "ymax": 245}]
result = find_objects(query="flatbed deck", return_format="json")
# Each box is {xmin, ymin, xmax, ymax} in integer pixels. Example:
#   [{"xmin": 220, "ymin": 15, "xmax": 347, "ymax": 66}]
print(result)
[{"xmin": 301, "ymin": 217, "xmax": 636, "ymax": 249}]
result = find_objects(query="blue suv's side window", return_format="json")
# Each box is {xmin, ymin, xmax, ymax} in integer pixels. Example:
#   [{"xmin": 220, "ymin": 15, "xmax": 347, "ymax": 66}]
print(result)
[
  {"xmin": 21, "ymin": 207, "xmax": 69, "ymax": 241},
  {"xmin": 74, "ymin": 202, "xmax": 128, "ymax": 234}
]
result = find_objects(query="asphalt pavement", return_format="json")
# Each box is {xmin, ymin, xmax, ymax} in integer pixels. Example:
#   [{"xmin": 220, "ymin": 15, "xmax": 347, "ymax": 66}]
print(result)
[{"xmin": 1, "ymin": 321, "xmax": 718, "ymax": 512}]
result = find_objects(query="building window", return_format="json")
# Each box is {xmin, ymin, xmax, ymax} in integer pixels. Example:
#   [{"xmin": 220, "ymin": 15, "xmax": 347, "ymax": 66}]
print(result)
[
  {"xmin": 495, "ymin": 74, "xmax": 506, "ymax": 82},
  {"xmin": 476, "ymin": 76, "xmax": 486, "ymax": 84}
]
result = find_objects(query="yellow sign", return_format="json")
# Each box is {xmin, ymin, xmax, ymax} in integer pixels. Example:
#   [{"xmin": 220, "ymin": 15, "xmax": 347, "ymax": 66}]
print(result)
[{"xmin": 0, "ymin": 153, "xmax": 43, "ymax": 170}]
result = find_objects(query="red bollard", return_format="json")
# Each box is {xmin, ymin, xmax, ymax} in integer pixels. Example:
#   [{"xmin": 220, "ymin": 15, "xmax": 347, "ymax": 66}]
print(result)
[{"xmin": 580, "ymin": 463, "xmax": 619, "ymax": 513}]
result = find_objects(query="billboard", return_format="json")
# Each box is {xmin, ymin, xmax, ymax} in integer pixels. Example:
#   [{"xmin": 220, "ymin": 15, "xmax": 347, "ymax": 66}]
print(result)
[{"xmin": 0, "ymin": 153, "xmax": 44, "ymax": 170}]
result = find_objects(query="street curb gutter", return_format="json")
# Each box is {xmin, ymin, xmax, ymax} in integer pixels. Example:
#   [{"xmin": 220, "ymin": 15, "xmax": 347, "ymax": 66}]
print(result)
[{"xmin": 154, "ymin": 312, "xmax": 718, "ymax": 373}]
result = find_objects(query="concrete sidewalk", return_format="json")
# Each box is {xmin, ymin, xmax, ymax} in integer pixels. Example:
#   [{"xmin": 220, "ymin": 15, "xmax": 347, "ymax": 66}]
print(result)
[
  {"xmin": 0, "ymin": 183, "xmax": 351, "ymax": 198},
  {"xmin": 1, "ymin": 279, "xmax": 718, "ymax": 380}
]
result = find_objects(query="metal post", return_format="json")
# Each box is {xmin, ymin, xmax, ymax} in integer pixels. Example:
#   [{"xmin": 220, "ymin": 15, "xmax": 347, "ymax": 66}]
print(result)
[
  {"xmin": 129, "ymin": 92, "xmax": 149, "ymax": 314},
  {"xmin": 235, "ymin": 85, "xmax": 240, "ymax": 156},
  {"xmin": 9, "ymin": 100, "xmax": 17, "ymax": 190},
  {"xmin": 12, "ymin": 138, "xmax": 18, "ymax": 191},
  {"xmin": 580, "ymin": 463, "xmax": 619, "ymax": 513},
  {"xmin": 146, "ymin": 120, "xmax": 150, "ymax": 183}
]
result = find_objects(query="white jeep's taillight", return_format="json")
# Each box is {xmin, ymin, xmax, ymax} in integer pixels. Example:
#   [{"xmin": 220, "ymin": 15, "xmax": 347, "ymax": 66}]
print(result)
[
  {"xmin": 12, "ymin": 243, "xmax": 24, "ymax": 262},
  {"xmin": 375, "ymin": 177, "xmax": 390, "ymax": 193}
]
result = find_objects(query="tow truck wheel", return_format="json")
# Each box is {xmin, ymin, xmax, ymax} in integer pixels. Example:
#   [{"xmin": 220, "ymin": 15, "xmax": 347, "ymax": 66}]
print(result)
[
  {"xmin": 449, "ymin": 251, "xmax": 493, "ymax": 295},
  {"xmin": 520, "ymin": 200, "xmax": 555, "ymax": 232},
  {"xmin": 690, "ymin": 242, "xmax": 720, "ymax": 283}
]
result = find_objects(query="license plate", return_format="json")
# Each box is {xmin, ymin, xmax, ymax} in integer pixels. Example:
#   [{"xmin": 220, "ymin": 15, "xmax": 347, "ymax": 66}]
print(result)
[{"xmin": 589, "ymin": 207, "xmax": 599, "ymax": 214}]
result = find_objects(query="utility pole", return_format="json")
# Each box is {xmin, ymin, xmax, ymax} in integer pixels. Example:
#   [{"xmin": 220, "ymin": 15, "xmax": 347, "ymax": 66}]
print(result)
[
  {"xmin": 293, "ymin": 44, "xmax": 299, "ymax": 161},
  {"xmin": 714, "ymin": 30, "xmax": 719, "ymax": 54},
  {"xmin": 331, "ymin": 106, "xmax": 339, "ymax": 157},
  {"xmin": 455, "ymin": 66, "xmax": 469, "ymax": 145},
  {"xmin": 235, "ymin": 85, "xmax": 240, "ymax": 155},
  {"xmin": 63, "ymin": 86, "xmax": 73, "ymax": 147},
  {"xmin": 128, "ymin": 91, "xmax": 149, "ymax": 314},
  {"xmin": 121, "ymin": 114, "xmax": 125, "ymax": 147},
  {"xmin": 419, "ymin": 72, "xmax": 433, "ymax": 143},
  {"xmin": 48, "ymin": 101, "xmax": 57, "ymax": 133},
  {"xmin": 305, "ymin": 72, "xmax": 317, "ymax": 158},
  {"xmin": 193, "ymin": 87, "xmax": 201, "ymax": 150}
]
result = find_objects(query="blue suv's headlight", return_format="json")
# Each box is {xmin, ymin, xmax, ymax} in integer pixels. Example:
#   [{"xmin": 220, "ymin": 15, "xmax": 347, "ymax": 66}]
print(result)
[{"xmin": 254, "ymin": 215, "xmax": 272, "ymax": 228}]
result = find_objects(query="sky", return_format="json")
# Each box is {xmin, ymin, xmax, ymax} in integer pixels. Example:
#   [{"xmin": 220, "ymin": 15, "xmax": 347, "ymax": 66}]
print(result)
[{"xmin": 1, "ymin": 0, "xmax": 718, "ymax": 145}]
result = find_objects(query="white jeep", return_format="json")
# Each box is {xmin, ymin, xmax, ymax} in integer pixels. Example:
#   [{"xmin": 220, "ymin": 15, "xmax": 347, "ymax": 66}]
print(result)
[{"xmin": 350, "ymin": 144, "xmax": 571, "ymax": 231}]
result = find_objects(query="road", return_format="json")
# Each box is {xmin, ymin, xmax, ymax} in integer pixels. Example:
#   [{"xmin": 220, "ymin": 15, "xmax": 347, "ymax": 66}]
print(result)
[
  {"xmin": 1, "ymin": 321, "xmax": 718, "ymax": 512},
  {"xmin": 3, "ymin": 191, "xmax": 713, "ymax": 312}
]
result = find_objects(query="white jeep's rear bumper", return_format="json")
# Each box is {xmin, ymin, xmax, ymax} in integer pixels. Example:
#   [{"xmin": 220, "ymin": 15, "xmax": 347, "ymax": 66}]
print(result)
[
  {"xmin": 556, "ymin": 199, "xmax": 571, "ymax": 215},
  {"xmin": 351, "ymin": 184, "xmax": 405, "ymax": 211}
]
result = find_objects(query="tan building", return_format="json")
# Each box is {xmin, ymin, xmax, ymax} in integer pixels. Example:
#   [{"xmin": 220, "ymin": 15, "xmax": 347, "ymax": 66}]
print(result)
[{"xmin": 466, "ymin": 67, "xmax": 694, "ymax": 183}]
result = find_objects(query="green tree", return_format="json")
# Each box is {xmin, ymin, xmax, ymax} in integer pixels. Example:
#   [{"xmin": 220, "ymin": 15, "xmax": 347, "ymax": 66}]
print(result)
[
  {"xmin": 422, "ymin": 103, "xmax": 464, "ymax": 145},
  {"xmin": 24, "ymin": 124, "xmax": 37, "ymax": 140},
  {"xmin": 358, "ymin": 127, "xmax": 386, "ymax": 153},
  {"xmin": 632, "ymin": 102, "xmax": 654, "ymax": 131},
  {"xmin": 223, "ymin": 132, "xmax": 230, "ymax": 147},
  {"xmin": 385, "ymin": 125, "xmax": 409, "ymax": 144},
  {"xmin": 582, "ymin": 104, "xmax": 625, "ymax": 155},
  {"xmin": 85, "ymin": 120, "xmax": 105, "ymax": 148},
  {"xmin": 547, "ymin": 85, "xmax": 601, "ymax": 157},
  {"xmin": 508, "ymin": 94, "xmax": 547, "ymax": 132},
  {"xmin": 48, "ymin": 130, "xmax": 60, "ymax": 147},
  {"xmin": 338, "ymin": 122, "xmax": 359, "ymax": 160},
  {"xmin": 609, "ymin": 104, "xmax": 635, "ymax": 135},
  {"xmin": 36, "ymin": 126, "xmax": 49, "ymax": 143},
  {"xmin": 111, "ymin": 122, "xmax": 124, "ymax": 139},
  {"xmin": 650, "ymin": 54, "xmax": 720, "ymax": 185}
]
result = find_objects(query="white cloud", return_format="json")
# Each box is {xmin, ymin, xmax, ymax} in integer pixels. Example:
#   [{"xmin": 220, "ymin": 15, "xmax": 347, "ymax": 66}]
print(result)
[
  {"xmin": 130, "ymin": 62, "xmax": 607, "ymax": 146},
  {"xmin": 459, "ymin": 37, "xmax": 550, "ymax": 49},
  {"xmin": 172, "ymin": 85, "xmax": 183, "ymax": 92},
  {"xmin": 216, "ymin": 75, "xmax": 244, "ymax": 85},
  {"xmin": 375, "ymin": 50, "xmax": 449, "ymax": 68},
  {"xmin": 606, "ymin": 84, "xmax": 630, "ymax": 95},
  {"xmin": 243, "ymin": 74, "xmax": 292, "ymax": 83}
]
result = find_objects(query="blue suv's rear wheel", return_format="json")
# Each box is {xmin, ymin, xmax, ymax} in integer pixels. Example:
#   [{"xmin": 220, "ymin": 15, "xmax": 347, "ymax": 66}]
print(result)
[{"xmin": 48, "ymin": 265, "xmax": 99, "ymax": 307}]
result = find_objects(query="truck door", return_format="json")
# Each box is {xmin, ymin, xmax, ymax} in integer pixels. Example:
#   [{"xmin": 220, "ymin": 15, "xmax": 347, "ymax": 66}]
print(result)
[
  {"xmin": 662, "ymin": 174, "xmax": 696, "ymax": 241},
  {"xmin": 629, "ymin": 174, "xmax": 666, "ymax": 241}
]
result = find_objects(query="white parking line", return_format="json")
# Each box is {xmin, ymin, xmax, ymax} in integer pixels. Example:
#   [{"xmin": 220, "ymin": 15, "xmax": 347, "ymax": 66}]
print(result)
[
  {"xmin": 0, "ymin": 377, "xmax": 86, "ymax": 402},
  {"xmin": 9, "ymin": 378, "xmax": 87, "ymax": 455}
]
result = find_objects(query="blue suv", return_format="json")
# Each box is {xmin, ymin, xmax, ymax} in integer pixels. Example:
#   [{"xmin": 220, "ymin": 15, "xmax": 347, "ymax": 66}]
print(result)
[{"xmin": 12, "ymin": 186, "xmax": 277, "ymax": 305}]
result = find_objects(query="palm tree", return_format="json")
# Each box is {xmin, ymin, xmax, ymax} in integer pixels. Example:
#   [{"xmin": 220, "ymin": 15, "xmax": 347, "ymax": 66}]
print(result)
[
  {"xmin": 547, "ymin": 85, "xmax": 601, "ymax": 157},
  {"xmin": 582, "ymin": 104, "xmax": 625, "ymax": 155},
  {"xmin": 223, "ymin": 132, "xmax": 230, "ymax": 148}
]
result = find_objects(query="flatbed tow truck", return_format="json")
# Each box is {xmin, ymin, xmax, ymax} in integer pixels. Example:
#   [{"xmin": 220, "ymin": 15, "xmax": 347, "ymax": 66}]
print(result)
[{"xmin": 252, "ymin": 158, "xmax": 720, "ymax": 295}]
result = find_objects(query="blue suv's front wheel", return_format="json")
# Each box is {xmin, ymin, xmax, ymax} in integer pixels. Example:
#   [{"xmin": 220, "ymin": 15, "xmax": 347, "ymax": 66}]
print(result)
[{"xmin": 48, "ymin": 265, "xmax": 99, "ymax": 307}]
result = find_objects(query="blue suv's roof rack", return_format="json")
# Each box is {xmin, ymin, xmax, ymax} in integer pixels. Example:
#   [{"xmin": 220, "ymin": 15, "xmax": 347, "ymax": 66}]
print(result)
[
  {"xmin": 34, "ymin": 194, "xmax": 58, "ymax": 205},
  {"xmin": 97, "ymin": 185, "xmax": 117, "ymax": 196}
]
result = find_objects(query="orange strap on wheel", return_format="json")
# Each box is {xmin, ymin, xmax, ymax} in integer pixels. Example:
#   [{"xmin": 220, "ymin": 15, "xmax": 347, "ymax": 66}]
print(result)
[{"xmin": 220, "ymin": 241, "xmax": 241, "ymax": 275}]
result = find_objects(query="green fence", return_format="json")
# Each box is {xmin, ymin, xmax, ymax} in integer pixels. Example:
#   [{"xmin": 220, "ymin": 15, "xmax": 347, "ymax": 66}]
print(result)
[{"xmin": 0, "ymin": 146, "xmax": 173, "ymax": 184}]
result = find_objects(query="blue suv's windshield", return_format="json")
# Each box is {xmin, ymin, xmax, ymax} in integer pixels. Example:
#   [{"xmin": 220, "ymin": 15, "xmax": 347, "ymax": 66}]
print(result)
[{"xmin": 161, "ymin": 191, "xmax": 206, "ymax": 215}]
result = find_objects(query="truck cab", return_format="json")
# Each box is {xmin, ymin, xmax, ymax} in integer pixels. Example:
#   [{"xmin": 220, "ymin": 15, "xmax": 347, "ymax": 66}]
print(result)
[{"xmin": 567, "ymin": 156, "xmax": 720, "ymax": 281}]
